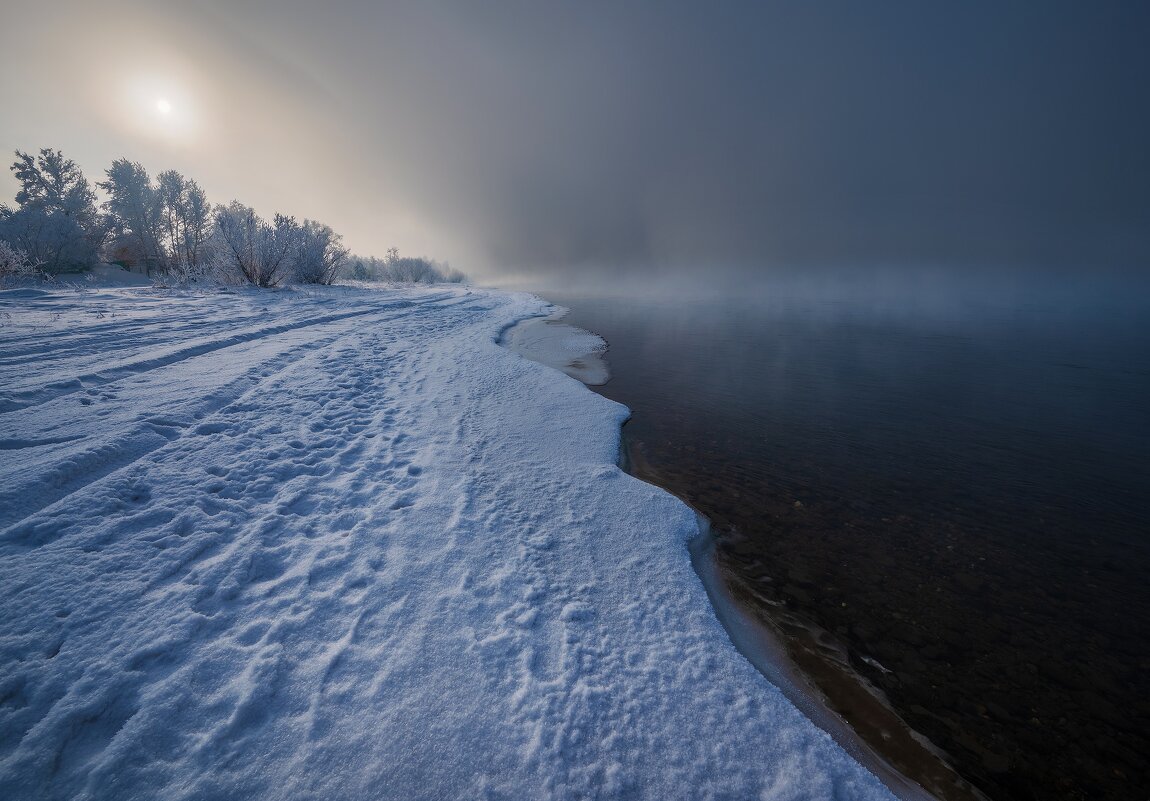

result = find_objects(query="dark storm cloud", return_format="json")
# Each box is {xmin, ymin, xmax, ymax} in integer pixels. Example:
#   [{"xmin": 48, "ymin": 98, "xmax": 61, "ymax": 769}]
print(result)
[{"xmin": 2, "ymin": 0, "xmax": 1147, "ymax": 278}]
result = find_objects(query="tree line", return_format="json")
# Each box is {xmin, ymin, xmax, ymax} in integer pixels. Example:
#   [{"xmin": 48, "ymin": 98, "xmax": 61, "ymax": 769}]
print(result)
[{"xmin": 0, "ymin": 148, "xmax": 463, "ymax": 286}]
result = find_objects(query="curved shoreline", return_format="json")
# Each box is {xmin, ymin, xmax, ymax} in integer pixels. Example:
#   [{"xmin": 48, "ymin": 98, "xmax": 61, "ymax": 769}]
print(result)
[
  {"xmin": 501, "ymin": 305, "xmax": 970, "ymax": 801},
  {"xmin": 497, "ymin": 307, "xmax": 610, "ymax": 385},
  {"xmin": 688, "ymin": 522, "xmax": 940, "ymax": 801},
  {"xmin": 0, "ymin": 284, "xmax": 902, "ymax": 799},
  {"xmin": 626, "ymin": 437, "xmax": 982, "ymax": 801}
]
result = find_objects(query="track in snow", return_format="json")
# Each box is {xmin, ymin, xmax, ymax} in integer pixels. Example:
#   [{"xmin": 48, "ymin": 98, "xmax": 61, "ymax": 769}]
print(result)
[{"xmin": 0, "ymin": 284, "xmax": 895, "ymax": 801}]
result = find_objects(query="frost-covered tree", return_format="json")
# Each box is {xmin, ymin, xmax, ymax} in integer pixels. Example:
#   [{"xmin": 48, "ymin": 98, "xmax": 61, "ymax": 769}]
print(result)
[
  {"xmin": 382, "ymin": 248, "xmax": 464, "ymax": 283},
  {"xmin": 263, "ymin": 214, "xmax": 302, "ymax": 284},
  {"xmin": 293, "ymin": 220, "xmax": 349, "ymax": 285},
  {"xmin": 0, "ymin": 149, "xmax": 103, "ymax": 272},
  {"xmin": 101, "ymin": 163, "xmax": 212, "ymax": 278},
  {"xmin": 213, "ymin": 203, "xmax": 300, "ymax": 287},
  {"xmin": 156, "ymin": 170, "xmax": 183, "ymax": 258},
  {"xmin": 213, "ymin": 202, "xmax": 261, "ymax": 284},
  {"xmin": 156, "ymin": 170, "xmax": 211, "ymax": 278},
  {"xmin": 442, "ymin": 265, "xmax": 466, "ymax": 283},
  {"xmin": 10, "ymin": 149, "xmax": 102, "ymax": 239},
  {"xmin": 349, "ymin": 258, "xmax": 373, "ymax": 281},
  {"xmin": 99, "ymin": 159, "xmax": 164, "ymax": 272},
  {"xmin": 340, "ymin": 250, "xmax": 465, "ymax": 283}
]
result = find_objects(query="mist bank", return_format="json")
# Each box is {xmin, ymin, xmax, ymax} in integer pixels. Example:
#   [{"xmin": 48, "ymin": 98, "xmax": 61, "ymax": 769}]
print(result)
[{"xmin": 499, "ymin": 262, "xmax": 1150, "ymax": 320}]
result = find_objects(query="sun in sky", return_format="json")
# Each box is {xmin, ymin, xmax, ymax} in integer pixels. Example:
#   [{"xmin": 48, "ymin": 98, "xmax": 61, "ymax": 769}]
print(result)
[{"xmin": 111, "ymin": 73, "xmax": 200, "ymax": 145}]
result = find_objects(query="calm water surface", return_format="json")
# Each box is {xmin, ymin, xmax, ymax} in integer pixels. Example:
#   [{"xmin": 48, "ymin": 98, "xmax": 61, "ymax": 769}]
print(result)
[{"xmin": 542, "ymin": 275, "xmax": 1149, "ymax": 801}]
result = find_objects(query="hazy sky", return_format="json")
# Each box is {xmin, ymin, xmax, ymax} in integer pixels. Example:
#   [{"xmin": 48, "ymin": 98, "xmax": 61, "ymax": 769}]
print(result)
[{"xmin": 1, "ymin": 1, "xmax": 1147, "ymax": 282}]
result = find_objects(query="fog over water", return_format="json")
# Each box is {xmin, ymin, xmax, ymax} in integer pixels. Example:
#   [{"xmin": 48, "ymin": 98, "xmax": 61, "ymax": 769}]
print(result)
[{"xmin": 2, "ymin": 1, "xmax": 1148, "ymax": 280}]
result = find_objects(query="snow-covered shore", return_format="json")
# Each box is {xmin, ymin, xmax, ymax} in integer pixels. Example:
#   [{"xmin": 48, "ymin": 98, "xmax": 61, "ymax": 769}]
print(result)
[
  {"xmin": 499, "ymin": 309, "xmax": 610, "ymax": 386},
  {"xmin": 0, "ymin": 284, "xmax": 894, "ymax": 800}
]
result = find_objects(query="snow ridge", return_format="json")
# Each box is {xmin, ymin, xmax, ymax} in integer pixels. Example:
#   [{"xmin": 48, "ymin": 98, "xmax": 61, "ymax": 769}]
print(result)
[{"xmin": 0, "ymin": 285, "xmax": 894, "ymax": 800}]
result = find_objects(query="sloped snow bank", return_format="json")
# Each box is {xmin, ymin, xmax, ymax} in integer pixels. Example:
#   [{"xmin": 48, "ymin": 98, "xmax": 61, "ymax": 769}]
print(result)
[
  {"xmin": 0, "ymin": 285, "xmax": 895, "ymax": 800},
  {"xmin": 499, "ymin": 308, "xmax": 610, "ymax": 386}
]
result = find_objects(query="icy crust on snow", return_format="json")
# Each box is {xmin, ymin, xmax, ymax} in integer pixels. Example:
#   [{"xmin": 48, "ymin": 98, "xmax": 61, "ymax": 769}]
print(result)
[{"xmin": 0, "ymin": 285, "xmax": 894, "ymax": 800}]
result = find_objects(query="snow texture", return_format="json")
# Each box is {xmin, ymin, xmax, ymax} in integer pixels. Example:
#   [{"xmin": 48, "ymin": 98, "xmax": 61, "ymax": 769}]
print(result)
[{"xmin": 0, "ymin": 284, "xmax": 894, "ymax": 800}]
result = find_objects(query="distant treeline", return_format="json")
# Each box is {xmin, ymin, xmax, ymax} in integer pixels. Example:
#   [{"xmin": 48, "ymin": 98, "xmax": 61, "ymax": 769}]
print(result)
[
  {"xmin": 346, "ymin": 249, "xmax": 464, "ymax": 284},
  {"xmin": 0, "ymin": 148, "xmax": 464, "ymax": 286}
]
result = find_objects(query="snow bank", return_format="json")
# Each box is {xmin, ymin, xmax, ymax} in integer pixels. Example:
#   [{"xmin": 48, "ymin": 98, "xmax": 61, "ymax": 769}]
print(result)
[
  {"xmin": 499, "ymin": 308, "xmax": 610, "ymax": 386},
  {"xmin": 0, "ymin": 285, "xmax": 895, "ymax": 800}
]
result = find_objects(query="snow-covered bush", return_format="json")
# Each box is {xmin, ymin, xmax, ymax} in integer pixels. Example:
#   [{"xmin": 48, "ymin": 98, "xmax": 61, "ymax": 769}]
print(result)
[
  {"xmin": 0, "ymin": 206, "xmax": 97, "ymax": 274},
  {"xmin": 0, "ymin": 240, "xmax": 38, "ymax": 282},
  {"xmin": 292, "ymin": 221, "xmax": 349, "ymax": 285},
  {"xmin": 212, "ymin": 203, "xmax": 300, "ymax": 287},
  {"xmin": 207, "ymin": 208, "xmax": 352, "ymax": 287}
]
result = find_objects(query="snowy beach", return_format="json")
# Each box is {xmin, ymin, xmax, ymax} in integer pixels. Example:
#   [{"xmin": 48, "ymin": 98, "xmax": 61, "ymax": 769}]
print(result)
[{"xmin": 0, "ymin": 284, "xmax": 896, "ymax": 800}]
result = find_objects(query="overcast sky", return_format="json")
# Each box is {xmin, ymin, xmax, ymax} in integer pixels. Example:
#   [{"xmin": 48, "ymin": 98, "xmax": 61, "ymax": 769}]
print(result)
[{"xmin": 1, "ymin": 0, "xmax": 1147, "ymax": 282}]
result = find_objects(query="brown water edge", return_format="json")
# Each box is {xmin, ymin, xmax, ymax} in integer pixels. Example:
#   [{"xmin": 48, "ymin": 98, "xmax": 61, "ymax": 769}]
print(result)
[
  {"xmin": 621, "ymin": 419, "xmax": 1150, "ymax": 800},
  {"xmin": 623, "ymin": 436, "xmax": 987, "ymax": 801}
]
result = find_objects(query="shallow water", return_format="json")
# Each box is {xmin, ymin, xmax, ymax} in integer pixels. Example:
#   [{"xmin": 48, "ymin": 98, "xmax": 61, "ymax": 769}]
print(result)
[
  {"xmin": 499, "ymin": 311, "xmax": 610, "ymax": 385},
  {"xmin": 540, "ymin": 274, "xmax": 1150, "ymax": 801}
]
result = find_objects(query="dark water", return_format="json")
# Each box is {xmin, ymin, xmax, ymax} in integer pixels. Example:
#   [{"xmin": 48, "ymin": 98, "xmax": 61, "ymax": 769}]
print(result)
[{"xmin": 541, "ymin": 275, "xmax": 1150, "ymax": 801}]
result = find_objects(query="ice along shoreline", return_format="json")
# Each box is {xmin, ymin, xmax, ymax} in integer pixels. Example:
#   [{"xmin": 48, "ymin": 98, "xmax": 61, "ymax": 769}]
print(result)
[{"xmin": 502, "ymin": 300, "xmax": 978, "ymax": 801}]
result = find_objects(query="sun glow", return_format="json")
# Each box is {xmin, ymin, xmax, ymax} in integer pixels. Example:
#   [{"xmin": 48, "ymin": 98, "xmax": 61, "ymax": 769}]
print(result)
[{"xmin": 114, "ymin": 74, "xmax": 200, "ymax": 145}]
